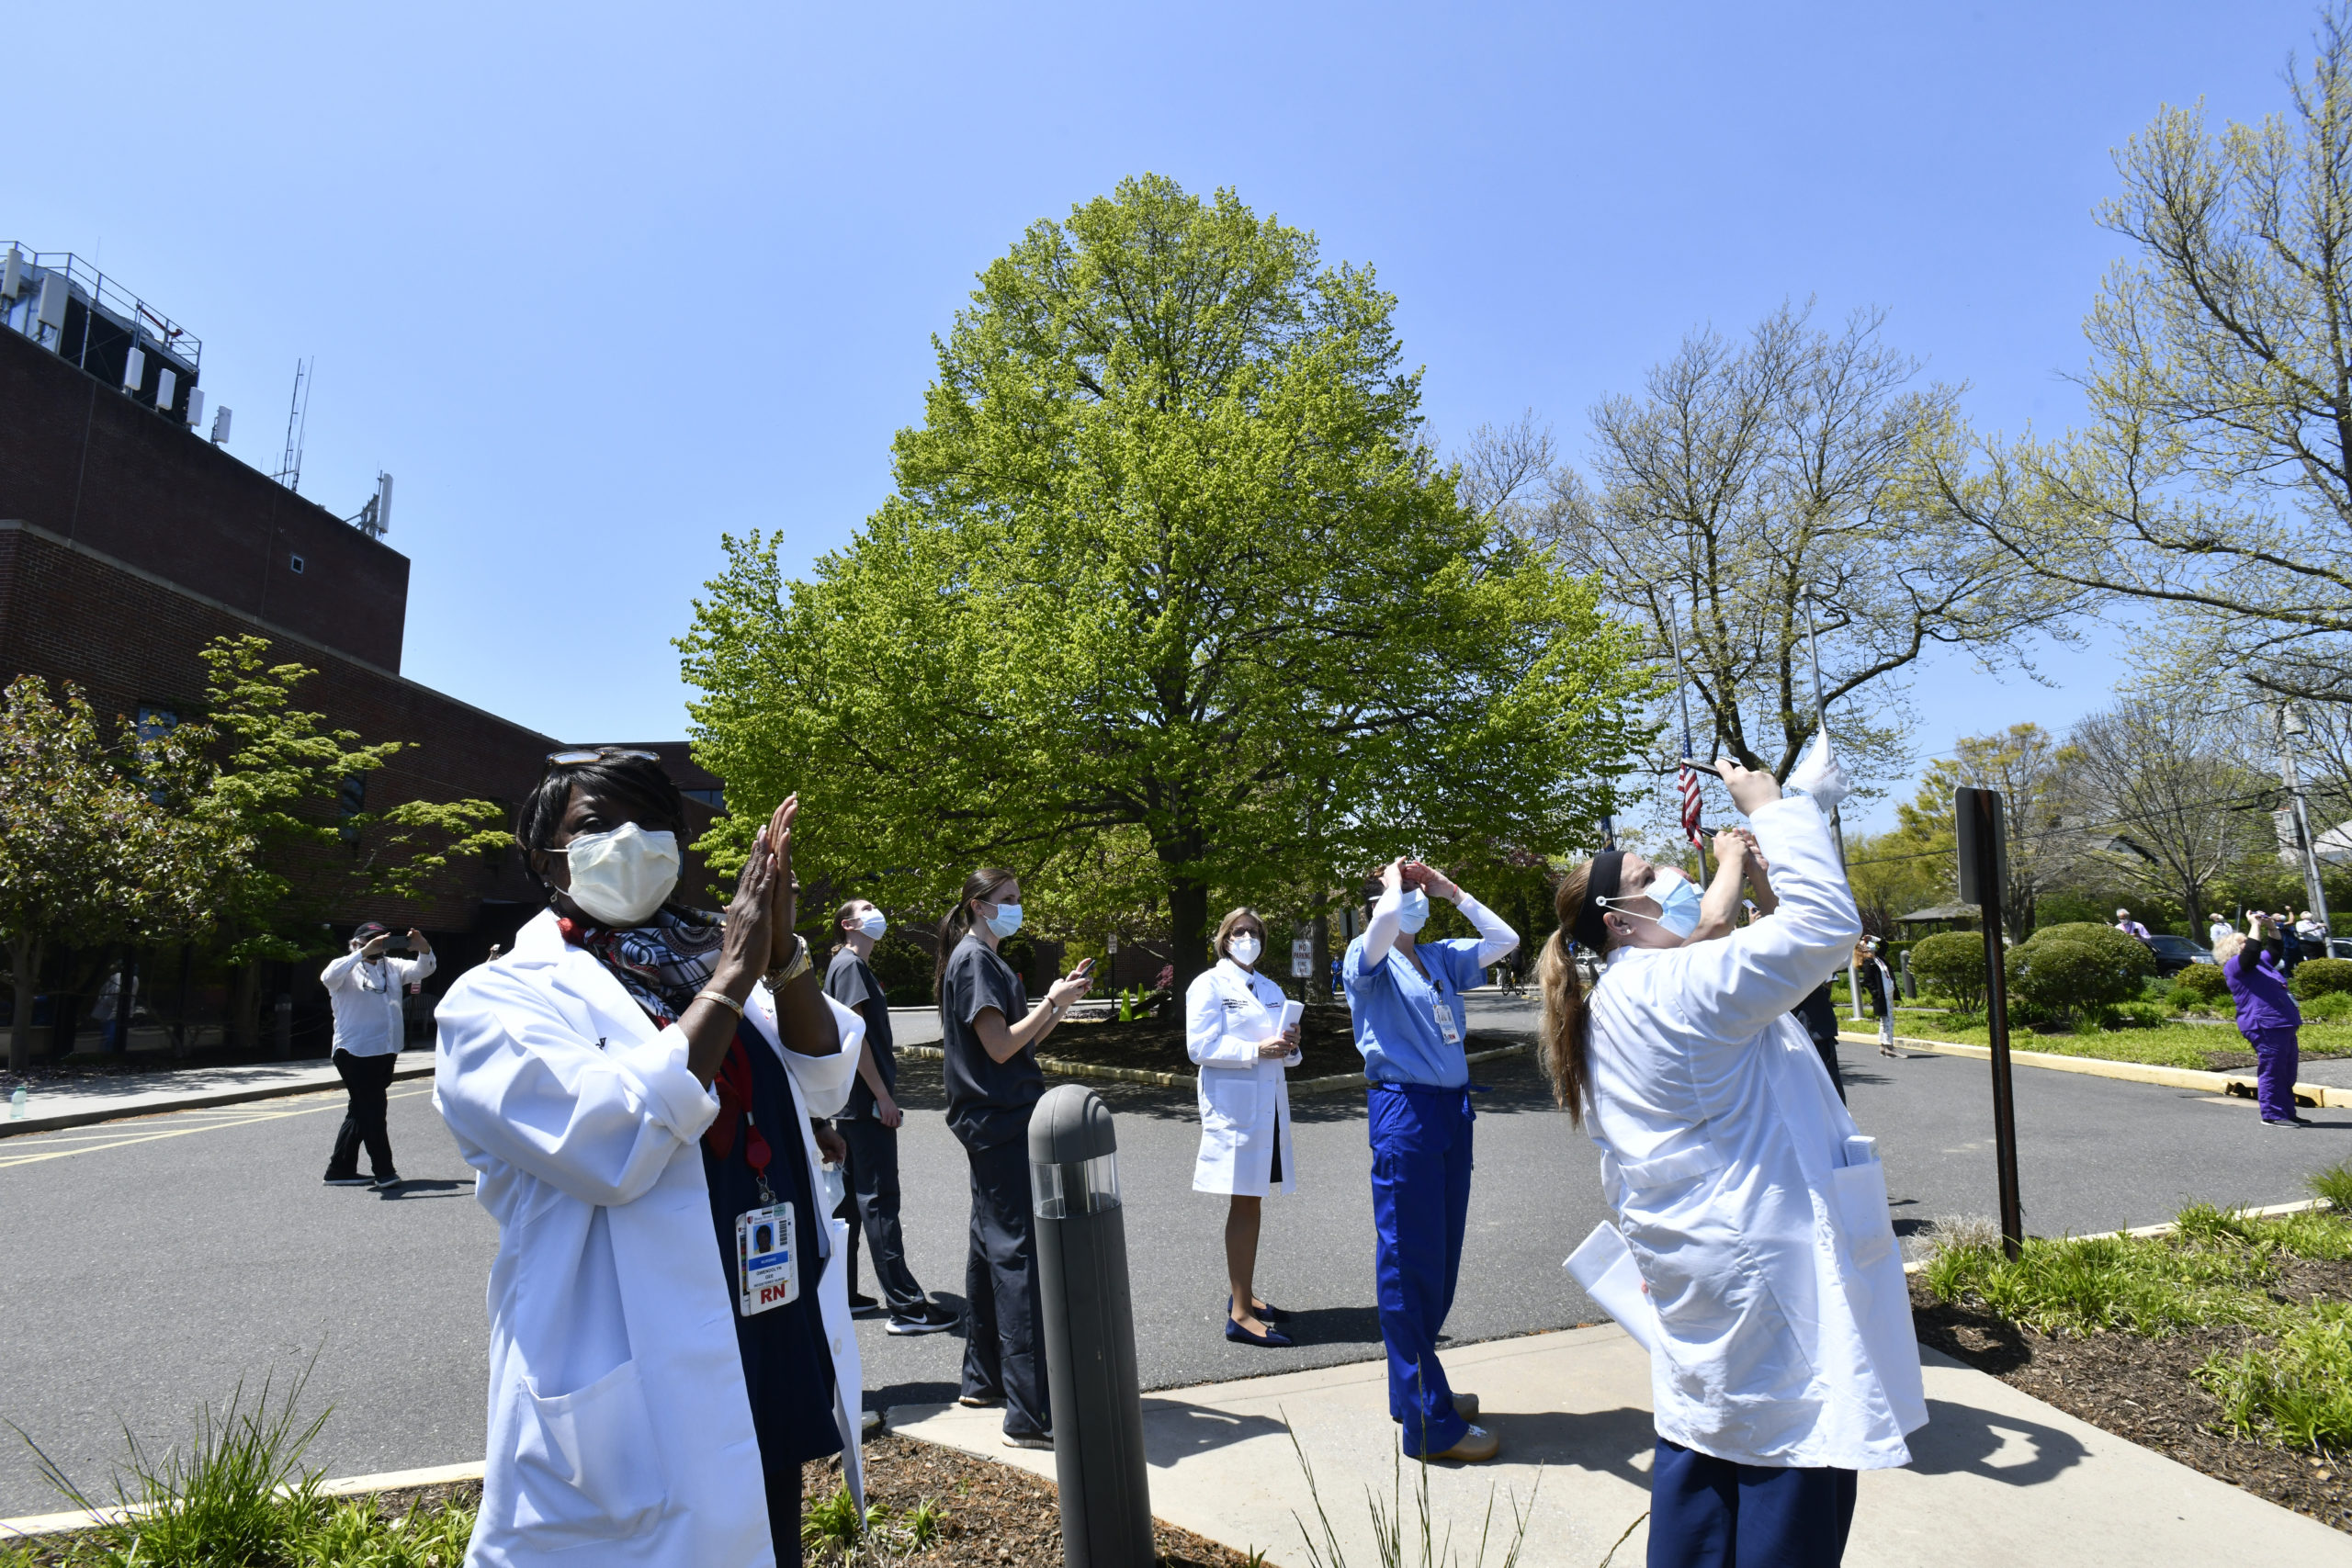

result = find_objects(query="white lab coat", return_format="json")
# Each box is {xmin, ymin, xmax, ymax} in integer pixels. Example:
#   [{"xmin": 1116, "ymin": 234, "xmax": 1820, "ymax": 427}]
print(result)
[
  {"xmin": 434, "ymin": 909, "xmax": 867, "ymax": 1568},
  {"xmin": 322, "ymin": 947, "xmax": 437, "ymax": 1057},
  {"xmin": 1582, "ymin": 797, "xmax": 1926, "ymax": 1472},
  {"xmin": 1185, "ymin": 960, "xmax": 1296, "ymax": 1196}
]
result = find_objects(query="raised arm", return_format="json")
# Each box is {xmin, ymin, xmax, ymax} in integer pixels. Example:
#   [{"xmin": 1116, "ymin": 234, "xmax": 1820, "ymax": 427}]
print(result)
[{"xmin": 1659, "ymin": 793, "xmax": 1861, "ymax": 1041}]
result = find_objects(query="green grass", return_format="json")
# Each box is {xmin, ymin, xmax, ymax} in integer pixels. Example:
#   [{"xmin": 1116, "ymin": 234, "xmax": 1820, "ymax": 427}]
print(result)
[
  {"xmin": 802, "ymin": 1483, "xmax": 945, "ymax": 1564},
  {"xmin": 5, "ymin": 1362, "xmax": 475, "ymax": 1567},
  {"xmin": 1924, "ymin": 1168, "xmax": 2352, "ymax": 1453},
  {"xmin": 1865, "ymin": 1010, "xmax": 2352, "ymax": 1070}
]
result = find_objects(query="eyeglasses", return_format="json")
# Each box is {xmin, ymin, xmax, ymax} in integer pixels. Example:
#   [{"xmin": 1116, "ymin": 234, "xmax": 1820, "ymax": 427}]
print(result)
[{"xmin": 543, "ymin": 748, "xmax": 663, "ymax": 770}]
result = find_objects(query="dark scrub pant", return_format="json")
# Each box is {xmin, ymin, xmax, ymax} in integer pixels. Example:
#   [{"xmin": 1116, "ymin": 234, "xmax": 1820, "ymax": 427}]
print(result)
[
  {"xmin": 2251, "ymin": 1026, "xmax": 2302, "ymax": 1122},
  {"xmin": 1368, "ymin": 1082, "xmax": 1474, "ymax": 1457},
  {"xmin": 1648, "ymin": 1439, "xmax": 1856, "ymax": 1568},
  {"xmin": 325, "ymin": 1049, "xmax": 398, "ymax": 1179},
  {"xmin": 838, "ymin": 1116, "xmax": 928, "ymax": 1315},
  {"xmin": 960, "ymin": 1133, "xmax": 1050, "ymax": 1439}
]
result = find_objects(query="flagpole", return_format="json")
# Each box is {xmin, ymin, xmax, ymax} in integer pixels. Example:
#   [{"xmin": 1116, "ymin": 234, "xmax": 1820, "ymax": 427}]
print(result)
[
  {"xmin": 1803, "ymin": 590, "xmax": 1864, "ymax": 1021},
  {"xmin": 1663, "ymin": 597, "xmax": 1709, "ymax": 882}
]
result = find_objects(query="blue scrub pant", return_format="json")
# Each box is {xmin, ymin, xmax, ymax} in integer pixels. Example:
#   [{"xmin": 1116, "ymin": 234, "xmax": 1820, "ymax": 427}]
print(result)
[
  {"xmin": 1648, "ymin": 1439, "xmax": 1856, "ymax": 1567},
  {"xmin": 1367, "ymin": 1082, "xmax": 1474, "ymax": 1456}
]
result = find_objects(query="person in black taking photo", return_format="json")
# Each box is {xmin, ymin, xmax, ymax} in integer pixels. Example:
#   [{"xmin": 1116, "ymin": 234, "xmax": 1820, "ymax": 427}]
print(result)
[
  {"xmin": 826, "ymin": 898, "xmax": 956, "ymax": 1336},
  {"xmin": 937, "ymin": 866, "xmax": 1095, "ymax": 1450}
]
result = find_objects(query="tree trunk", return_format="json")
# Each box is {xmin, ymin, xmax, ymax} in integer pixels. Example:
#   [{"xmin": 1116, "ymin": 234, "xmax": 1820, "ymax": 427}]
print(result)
[
  {"xmin": 1166, "ymin": 876, "xmax": 1212, "ymax": 994},
  {"xmin": 8, "ymin": 939, "xmax": 40, "ymax": 1075}
]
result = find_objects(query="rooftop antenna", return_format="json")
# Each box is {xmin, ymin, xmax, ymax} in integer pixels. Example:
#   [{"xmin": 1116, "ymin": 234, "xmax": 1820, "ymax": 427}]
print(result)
[{"xmin": 273, "ymin": 358, "xmax": 311, "ymax": 492}]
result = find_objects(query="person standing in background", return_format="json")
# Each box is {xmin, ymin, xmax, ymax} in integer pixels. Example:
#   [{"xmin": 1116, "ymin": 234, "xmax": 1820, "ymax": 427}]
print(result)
[
  {"xmin": 2115, "ymin": 908, "xmax": 2153, "ymax": 942},
  {"xmin": 2210, "ymin": 913, "xmax": 2234, "ymax": 951},
  {"xmin": 936, "ymin": 868, "xmax": 1096, "ymax": 1450},
  {"xmin": 322, "ymin": 921, "xmax": 433, "ymax": 1190},
  {"xmin": 1858, "ymin": 939, "xmax": 1898, "ymax": 1058},
  {"xmin": 826, "ymin": 899, "xmax": 956, "ymax": 1336},
  {"xmin": 1344, "ymin": 857, "xmax": 1520, "ymax": 1463},
  {"xmin": 2218, "ymin": 916, "xmax": 2307, "ymax": 1128}
]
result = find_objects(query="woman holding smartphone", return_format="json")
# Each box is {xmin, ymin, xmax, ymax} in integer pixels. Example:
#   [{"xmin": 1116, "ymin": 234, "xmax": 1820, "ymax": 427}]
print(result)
[
  {"xmin": 1184, "ymin": 908, "xmax": 1302, "ymax": 1347},
  {"xmin": 935, "ymin": 867, "xmax": 1095, "ymax": 1449}
]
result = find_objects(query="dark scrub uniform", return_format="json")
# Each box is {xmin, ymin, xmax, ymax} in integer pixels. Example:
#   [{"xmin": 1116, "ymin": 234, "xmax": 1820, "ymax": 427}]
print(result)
[
  {"xmin": 938, "ymin": 933, "xmax": 1050, "ymax": 1442},
  {"xmin": 1342, "ymin": 929, "xmax": 1487, "ymax": 1459},
  {"xmin": 824, "ymin": 946, "xmax": 929, "ymax": 1318},
  {"xmin": 703, "ymin": 1020, "xmax": 840, "ymax": 1568}
]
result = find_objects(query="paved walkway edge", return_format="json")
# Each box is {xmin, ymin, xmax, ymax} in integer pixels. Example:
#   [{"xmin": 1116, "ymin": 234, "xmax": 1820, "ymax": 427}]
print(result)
[
  {"xmin": 1840, "ymin": 1030, "xmax": 2352, "ymax": 1110},
  {"xmin": 894, "ymin": 1042, "xmax": 1532, "ymax": 1095},
  {"xmin": 0, "ymin": 1059, "xmax": 435, "ymax": 1141},
  {"xmin": 0, "ymin": 1460, "xmax": 488, "ymax": 1540}
]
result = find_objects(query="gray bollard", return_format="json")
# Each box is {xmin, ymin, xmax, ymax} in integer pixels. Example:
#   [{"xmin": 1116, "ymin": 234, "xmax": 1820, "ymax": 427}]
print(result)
[{"xmin": 1028, "ymin": 1084, "xmax": 1153, "ymax": 1568}]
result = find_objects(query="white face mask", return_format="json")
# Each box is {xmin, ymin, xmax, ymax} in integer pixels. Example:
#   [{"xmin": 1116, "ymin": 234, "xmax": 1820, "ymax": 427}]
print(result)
[
  {"xmin": 983, "ymin": 900, "xmax": 1023, "ymax": 939},
  {"xmin": 856, "ymin": 910, "xmax": 888, "ymax": 940},
  {"xmin": 560, "ymin": 823, "xmax": 681, "ymax": 926},
  {"xmin": 1396, "ymin": 888, "xmax": 1431, "ymax": 933},
  {"xmin": 1227, "ymin": 933, "xmax": 1262, "ymax": 967}
]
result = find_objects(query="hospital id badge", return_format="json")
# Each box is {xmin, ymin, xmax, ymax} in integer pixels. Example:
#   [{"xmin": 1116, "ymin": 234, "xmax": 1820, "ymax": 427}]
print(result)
[
  {"xmin": 1433, "ymin": 999, "xmax": 1461, "ymax": 1045},
  {"xmin": 736, "ymin": 1202, "xmax": 797, "ymax": 1316}
]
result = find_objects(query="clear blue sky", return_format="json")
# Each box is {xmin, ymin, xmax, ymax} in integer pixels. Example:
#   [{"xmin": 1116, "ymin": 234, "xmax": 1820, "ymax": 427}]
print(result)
[{"xmin": 11, "ymin": 1, "xmax": 2321, "ymax": 829}]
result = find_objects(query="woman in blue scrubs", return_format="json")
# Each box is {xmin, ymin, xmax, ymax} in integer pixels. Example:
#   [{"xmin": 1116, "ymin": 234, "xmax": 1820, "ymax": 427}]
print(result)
[{"xmin": 1342, "ymin": 857, "xmax": 1519, "ymax": 1461}]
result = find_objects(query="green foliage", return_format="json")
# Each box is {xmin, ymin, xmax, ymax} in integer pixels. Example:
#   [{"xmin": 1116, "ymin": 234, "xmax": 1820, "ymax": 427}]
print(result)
[
  {"xmin": 2170, "ymin": 962, "xmax": 2232, "ymax": 1006},
  {"xmin": 802, "ymin": 1483, "xmax": 945, "ymax": 1563},
  {"xmin": 682, "ymin": 175, "xmax": 1653, "ymax": 982},
  {"xmin": 2005, "ymin": 923, "xmax": 2156, "ymax": 1026},
  {"xmin": 1909, "ymin": 931, "xmax": 1988, "ymax": 1012},
  {"xmin": 2313, "ymin": 1159, "xmax": 2352, "ymax": 1214},
  {"xmin": 2305, "ymin": 992, "xmax": 2352, "ymax": 1023},
  {"xmin": 2200, "ymin": 1303, "xmax": 2352, "ymax": 1452},
  {"xmin": 2291, "ymin": 957, "xmax": 2352, "ymax": 999}
]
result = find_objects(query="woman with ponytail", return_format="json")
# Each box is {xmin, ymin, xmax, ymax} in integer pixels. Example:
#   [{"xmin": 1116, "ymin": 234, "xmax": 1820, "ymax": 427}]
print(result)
[
  {"xmin": 1542, "ymin": 760, "xmax": 1923, "ymax": 1568},
  {"xmin": 934, "ymin": 868, "xmax": 1095, "ymax": 1450}
]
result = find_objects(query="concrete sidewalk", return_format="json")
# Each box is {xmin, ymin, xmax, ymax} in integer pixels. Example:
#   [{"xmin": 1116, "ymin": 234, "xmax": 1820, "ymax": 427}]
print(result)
[
  {"xmin": 0, "ymin": 1054, "xmax": 435, "ymax": 1137},
  {"xmin": 889, "ymin": 1324, "xmax": 2352, "ymax": 1567}
]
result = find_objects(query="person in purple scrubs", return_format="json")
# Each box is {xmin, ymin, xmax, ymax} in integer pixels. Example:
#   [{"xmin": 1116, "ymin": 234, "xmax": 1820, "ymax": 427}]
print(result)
[{"xmin": 2218, "ymin": 918, "xmax": 2307, "ymax": 1127}]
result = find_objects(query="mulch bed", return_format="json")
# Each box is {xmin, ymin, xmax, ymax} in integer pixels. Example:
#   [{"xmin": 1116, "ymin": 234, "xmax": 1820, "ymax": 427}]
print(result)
[
  {"xmin": 804, "ymin": 1431, "xmax": 1250, "ymax": 1568},
  {"xmin": 1911, "ymin": 1265, "xmax": 2352, "ymax": 1534}
]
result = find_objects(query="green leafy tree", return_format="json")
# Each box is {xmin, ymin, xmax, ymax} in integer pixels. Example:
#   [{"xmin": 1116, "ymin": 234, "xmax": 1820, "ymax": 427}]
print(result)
[
  {"xmin": 188, "ymin": 636, "xmax": 509, "ymax": 1042},
  {"xmin": 0, "ymin": 678, "xmax": 225, "ymax": 1071},
  {"xmin": 684, "ymin": 175, "xmax": 1653, "ymax": 983}
]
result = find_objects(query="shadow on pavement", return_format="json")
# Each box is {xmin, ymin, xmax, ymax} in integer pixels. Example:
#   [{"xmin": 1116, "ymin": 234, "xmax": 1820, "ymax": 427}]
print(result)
[
  {"xmin": 1139, "ymin": 1398, "xmax": 1293, "ymax": 1467},
  {"xmin": 1439, "ymin": 1404, "xmax": 1656, "ymax": 1489},
  {"xmin": 871, "ymin": 1381, "xmax": 962, "ymax": 1412},
  {"xmin": 1905, "ymin": 1397, "xmax": 2087, "ymax": 1485},
  {"xmin": 1271, "ymin": 1304, "xmax": 1385, "ymax": 1348},
  {"xmin": 379, "ymin": 1179, "xmax": 473, "ymax": 1201}
]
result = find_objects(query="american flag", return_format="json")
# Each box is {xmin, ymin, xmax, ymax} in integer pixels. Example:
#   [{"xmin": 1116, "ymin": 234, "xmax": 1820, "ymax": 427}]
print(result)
[{"xmin": 1677, "ymin": 760, "xmax": 1705, "ymax": 849}]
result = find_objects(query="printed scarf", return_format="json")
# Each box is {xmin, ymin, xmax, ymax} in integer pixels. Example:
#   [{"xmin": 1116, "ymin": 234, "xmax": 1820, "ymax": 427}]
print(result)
[{"xmin": 558, "ymin": 904, "xmax": 727, "ymax": 1028}]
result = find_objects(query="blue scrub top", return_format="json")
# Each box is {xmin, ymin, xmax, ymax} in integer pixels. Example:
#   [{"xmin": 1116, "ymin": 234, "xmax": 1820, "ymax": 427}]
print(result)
[{"xmin": 1343, "ymin": 934, "xmax": 1485, "ymax": 1088}]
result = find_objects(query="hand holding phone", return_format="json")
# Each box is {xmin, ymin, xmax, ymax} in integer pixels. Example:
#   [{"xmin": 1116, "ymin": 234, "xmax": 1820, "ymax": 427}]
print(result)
[{"xmin": 1679, "ymin": 757, "xmax": 1725, "ymax": 779}]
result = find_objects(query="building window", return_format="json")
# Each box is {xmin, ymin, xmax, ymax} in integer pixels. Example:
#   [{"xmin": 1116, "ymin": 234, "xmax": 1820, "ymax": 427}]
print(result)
[
  {"xmin": 682, "ymin": 787, "xmax": 725, "ymax": 810},
  {"xmin": 135, "ymin": 705, "xmax": 178, "ymax": 741},
  {"xmin": 289, "ymin": 553, "xmax": 305, "ymax": 574},
  {"xmin": 339, "ymin": 774, "xmax": 367, "ymax": 842}
]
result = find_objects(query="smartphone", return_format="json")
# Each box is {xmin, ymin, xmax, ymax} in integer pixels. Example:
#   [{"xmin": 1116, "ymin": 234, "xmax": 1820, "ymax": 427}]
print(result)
[
  {"xmin": 1679, "ymin": 758, "xmax": 1725, "ymax": 779},
  {"xmin": 1071, "ymin": 957, "xmax": 1096, "ymax": 978}
]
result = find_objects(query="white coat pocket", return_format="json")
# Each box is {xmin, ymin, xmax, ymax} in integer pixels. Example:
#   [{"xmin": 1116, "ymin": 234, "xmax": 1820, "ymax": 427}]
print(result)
[
  {"xmin": 1830, "ymin": 1161, "xmax": 1895, "ymax": 1269},
  {"xmin": 514, "ymin": 1358, "xmax": 670, "ymax": 1544},
  {"xmin": 1202, "ymin": 1074, "xmax": 1259, "ymax": 1130}
]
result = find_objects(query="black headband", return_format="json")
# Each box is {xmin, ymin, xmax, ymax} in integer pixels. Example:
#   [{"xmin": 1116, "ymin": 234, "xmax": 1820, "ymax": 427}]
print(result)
[{"xmin": 1571, "ymin": 851, "xmax": 1625, "ymax": 951}]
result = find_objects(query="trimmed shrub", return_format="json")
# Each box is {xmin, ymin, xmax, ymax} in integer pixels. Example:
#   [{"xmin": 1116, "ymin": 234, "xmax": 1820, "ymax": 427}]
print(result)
[
  {"xmin": 2172, "ymin": 963, "xmax": 2232, "ymax": 1007},
  {"xmin": 2291, "ymin": 957, "xmax": 2352, "ymax": 1000},
  {"xmin": 2006, "ymin": 924, "xmax": 2156, "ymax": 1027},
  {"xmin": 1911, "ymin": 931, "xmax": 1988, "ymax": 1013}
]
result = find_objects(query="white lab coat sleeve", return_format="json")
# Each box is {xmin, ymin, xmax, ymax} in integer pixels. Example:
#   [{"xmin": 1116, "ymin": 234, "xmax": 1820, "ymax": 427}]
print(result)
[
  {"xmin": 1353, "ymin": 887, "xmax": 1405, "ymax": 976},
  {"xmin": 756, "ymin": 982, "xmax": 864, "ymax": 1120},
  {"xmin": 1186, "ymin": 972, "xmax": 1268, "ymax": 1066},
  {"xmin": 320, "ymin": 950, "xmax": 365, "ymax": 991},
  {"xmin": 407, "ymin": 950, "xmax": 438, "ymax": 984},
  {"xmin": 434, "ymin": 970, "xmax": 718, "ymax": 1208},
  {"xmin": 1453, "ymin": 893, "xmax": 1519, "ymax": 965},
  {"xmin": 1667, "ymin": 796, "xmax": 1862, "ymax": 1041}
]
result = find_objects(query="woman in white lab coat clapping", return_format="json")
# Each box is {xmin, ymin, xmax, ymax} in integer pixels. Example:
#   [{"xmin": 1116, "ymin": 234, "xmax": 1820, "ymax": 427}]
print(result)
[
  {"xmin": 1185, "ymin": 908, "xmax": 1301, "ymax": 1348},
  {"xmin": 1536, "ymin": 760, "xmax": 1924, "ymax": 1568}
]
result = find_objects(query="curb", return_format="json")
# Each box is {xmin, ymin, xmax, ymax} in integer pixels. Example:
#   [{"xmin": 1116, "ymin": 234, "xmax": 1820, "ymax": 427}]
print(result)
[
  {"xmin": 0, "ymin": 1460, "xmax": 489, "ymax": 1540},
  {"xmin": 0, "ymin": 1058, "xmax": 437, "ymax": 1140},
  {"xmin": 893, "ymin": 1042, "xmax": 1533, "ymax": 1097},
  {"xmin": 1902, "ymin": 1197, "xmax": 2333, "ymax": 1275},
  {"xmin": 1838, "ymin": 1031, "xmax": 2352, "ymax": 1111}
]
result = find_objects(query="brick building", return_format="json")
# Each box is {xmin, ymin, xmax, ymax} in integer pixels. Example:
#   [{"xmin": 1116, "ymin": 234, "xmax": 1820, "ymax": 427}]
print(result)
[{"xmin": 0, "ymin": 247, "xmax": 720, "ymax": 1057}]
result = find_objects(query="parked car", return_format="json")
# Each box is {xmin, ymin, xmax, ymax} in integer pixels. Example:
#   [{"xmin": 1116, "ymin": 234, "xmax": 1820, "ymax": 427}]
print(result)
[{"xmin": 2143, "ymin": 933, "xmax": 2217, "ymax": 976}]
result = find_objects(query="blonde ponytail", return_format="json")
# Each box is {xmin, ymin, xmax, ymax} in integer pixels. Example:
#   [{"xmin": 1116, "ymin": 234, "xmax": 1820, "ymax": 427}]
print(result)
[{"xmin": 1538, "ymin": 861, "xmax": 1598, "ymax": 1126}]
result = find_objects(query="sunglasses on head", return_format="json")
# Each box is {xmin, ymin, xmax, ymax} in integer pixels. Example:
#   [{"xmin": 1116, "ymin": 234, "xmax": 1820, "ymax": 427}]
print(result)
[{"xmin": 543, "ymin": 747, "xmax": 663, "ymax": 770}]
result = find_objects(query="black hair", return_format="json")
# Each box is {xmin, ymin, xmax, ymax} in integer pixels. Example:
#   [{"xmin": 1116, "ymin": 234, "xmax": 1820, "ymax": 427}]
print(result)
[
  {"xmin": 515, "ymin": 755, "xmax": 686, "ymax": 891},
  {"xmin": 936, "ymin": 866, "xmax": 1018, "ymax": 1003}
]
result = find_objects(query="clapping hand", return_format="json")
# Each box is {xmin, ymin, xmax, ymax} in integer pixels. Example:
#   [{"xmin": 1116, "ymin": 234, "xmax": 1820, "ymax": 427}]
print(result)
[{"xmin": 765, "ymin": 795, "xmax": 799, "ymax": 973}]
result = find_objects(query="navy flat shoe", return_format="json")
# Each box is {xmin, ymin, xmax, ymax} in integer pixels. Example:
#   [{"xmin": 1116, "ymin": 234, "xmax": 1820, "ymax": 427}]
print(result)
[
  {"xmin": 1226, "ymin": 1318, "xmax": 1295, "ymax": 1348},
  {"xmin": 1227, "ymin": 1295, "xmax": 1293, "ymax": 1323}
]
